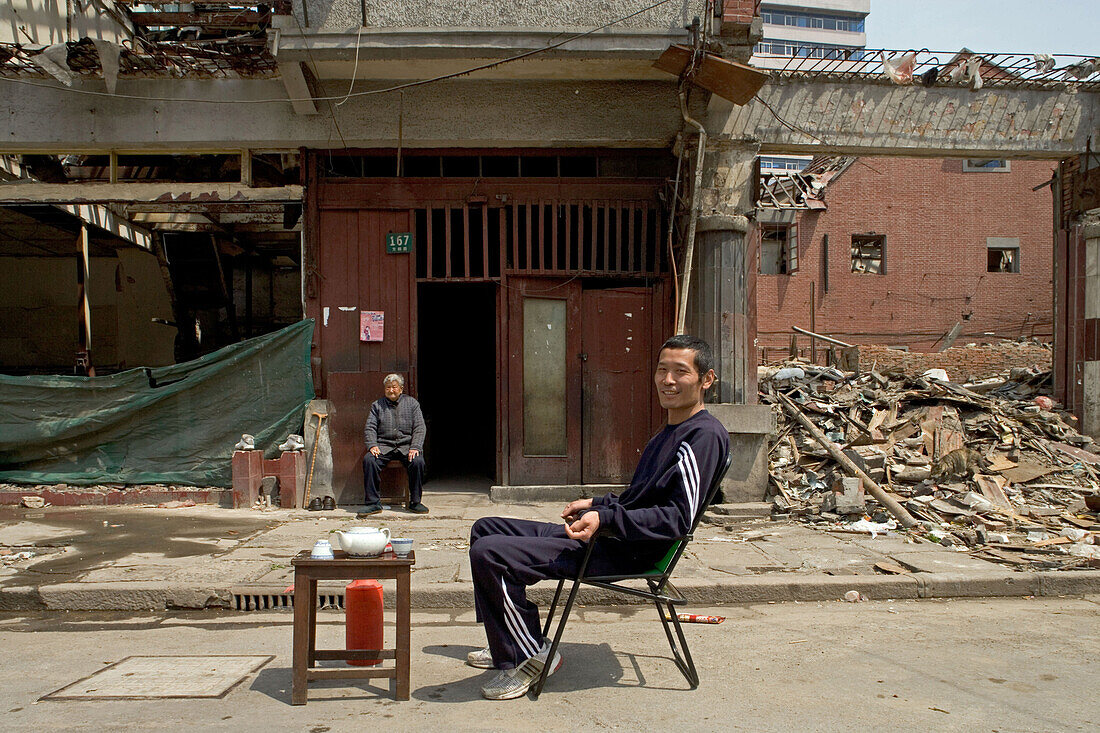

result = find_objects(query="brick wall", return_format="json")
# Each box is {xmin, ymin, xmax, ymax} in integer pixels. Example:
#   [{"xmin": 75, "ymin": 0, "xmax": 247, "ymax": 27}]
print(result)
[
  {"xmin": 722, "ymin": 0, "xmax": 759, "ymax": 24},
  {"xmin": 756, "ymin": 157, "xmax": 1056, "ymax": 356},
  {"xmin": 857, "ymin": 342, "xmax": 1051, "ymax": 380}
]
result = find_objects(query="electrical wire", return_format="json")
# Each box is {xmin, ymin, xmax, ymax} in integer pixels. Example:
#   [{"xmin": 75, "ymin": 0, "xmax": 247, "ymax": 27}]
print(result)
[{"xmin": 0, "ymin": 0, "xmax": 675, "ymax": 105}]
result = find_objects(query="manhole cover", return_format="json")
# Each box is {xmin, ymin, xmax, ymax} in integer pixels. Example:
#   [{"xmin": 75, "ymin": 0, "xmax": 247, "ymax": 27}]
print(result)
[{"xmin": 42, "ymin": 655, "xmax": 273, "ymax": 700}]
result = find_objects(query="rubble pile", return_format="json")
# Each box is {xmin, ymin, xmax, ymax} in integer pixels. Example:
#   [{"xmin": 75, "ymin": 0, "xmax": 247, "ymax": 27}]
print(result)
[{"xmin": 761, "ymin": 361, "xmax": 1100, "ymax": 571}]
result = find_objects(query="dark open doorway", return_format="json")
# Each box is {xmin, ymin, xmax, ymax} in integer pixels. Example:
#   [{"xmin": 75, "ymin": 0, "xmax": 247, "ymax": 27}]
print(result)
[{"xmin": 417, "ymin": 282, "xmax": 497, "ymax": 487}]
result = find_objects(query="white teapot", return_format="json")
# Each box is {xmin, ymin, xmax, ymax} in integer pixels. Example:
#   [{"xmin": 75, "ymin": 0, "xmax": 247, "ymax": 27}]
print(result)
[{"xmin": 334, "ymin": 526, "xmax": 390, "ymax": 556}]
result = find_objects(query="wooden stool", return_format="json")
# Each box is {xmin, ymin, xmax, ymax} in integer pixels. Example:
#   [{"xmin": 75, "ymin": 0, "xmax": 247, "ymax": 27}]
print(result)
[
  {"xmin": 380, "ymin": 460, "xmax": 411, "ymax": 505},
  {"xmin": 291, "ymin": 549, "xmax": 414, "ymax": 704}
]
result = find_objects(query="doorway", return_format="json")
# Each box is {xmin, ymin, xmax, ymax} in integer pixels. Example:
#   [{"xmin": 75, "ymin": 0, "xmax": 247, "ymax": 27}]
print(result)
[{"xmin": 417, "ymin": 282, "xmax": 497, "ymax": 486}]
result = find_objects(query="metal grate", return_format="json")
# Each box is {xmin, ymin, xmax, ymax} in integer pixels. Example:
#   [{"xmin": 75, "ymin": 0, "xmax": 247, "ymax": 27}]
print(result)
[
  {"xmin": 232, "ymin": 592, "xmax": 344, "ymax": 611},
  {"xmin": 754, "ymin": 47, "xmax": 1100, "ymax": 92}
]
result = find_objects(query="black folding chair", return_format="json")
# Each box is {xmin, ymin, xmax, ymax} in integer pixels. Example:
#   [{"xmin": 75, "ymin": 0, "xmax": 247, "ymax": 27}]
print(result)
[{"xmin": 531, "ymin": 452, "xmax": 733, "ymax": 699}]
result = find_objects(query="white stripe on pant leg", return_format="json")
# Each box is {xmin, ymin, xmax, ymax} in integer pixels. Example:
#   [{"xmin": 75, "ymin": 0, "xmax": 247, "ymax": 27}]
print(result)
[
  {"xmin": 500, "ymin": 577, "xmax": 539, "ymax": 659},
  {"xmin": 501, "ymin": 576, "xmax": 539, "ymax": 654},
  {"xmin": 500, "ymin": 590, "xmax": 536, "ymax": 660}
]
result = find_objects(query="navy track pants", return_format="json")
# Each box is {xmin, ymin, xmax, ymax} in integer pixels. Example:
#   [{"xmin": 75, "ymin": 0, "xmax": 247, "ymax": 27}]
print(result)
[{"xmin": 468, "ymin": 516, "xmax": 653, "ymax": 670}]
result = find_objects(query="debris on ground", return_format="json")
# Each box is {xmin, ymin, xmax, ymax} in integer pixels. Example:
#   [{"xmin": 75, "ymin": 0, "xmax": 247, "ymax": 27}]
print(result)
[
  {"xmin": 157, "ymin": 499, "xmax": 197, "ymax": 509},
  {"xmin": 761, "ymin": 357, "xmax": 1100, "ymax": 571}
]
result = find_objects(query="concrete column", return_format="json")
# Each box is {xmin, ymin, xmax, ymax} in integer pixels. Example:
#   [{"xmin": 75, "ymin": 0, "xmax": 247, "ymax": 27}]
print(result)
[
  {"xmin": 1082, "ymin": 211, "xmax": 1100, "ymax": 437},
  {"xmin": 689, "ymin": 138, "xmax": 760, "ymax": 404}
]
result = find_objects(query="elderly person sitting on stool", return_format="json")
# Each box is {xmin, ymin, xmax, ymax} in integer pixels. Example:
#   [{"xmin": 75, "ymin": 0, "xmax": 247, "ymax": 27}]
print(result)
[{"xmin": 361, "ymin": 373, "xmax": 429, "ymax": 516}]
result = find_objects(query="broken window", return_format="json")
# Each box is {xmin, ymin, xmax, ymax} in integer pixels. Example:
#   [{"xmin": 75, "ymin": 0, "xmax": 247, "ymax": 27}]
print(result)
[
  {"xmin": 851, "ymin": 234, "xmax": 885, "ymax": 274},
  {"xmin": 760, "ymin": 223, "xmax": 798, "ymax": 275},
  {"xmin": 964, "ymin": 159, "xmax": 1010, "ymax": 172},
  {"xmin": 987, "ymin": 237, "xmax": 1020, "ymax": 273}
]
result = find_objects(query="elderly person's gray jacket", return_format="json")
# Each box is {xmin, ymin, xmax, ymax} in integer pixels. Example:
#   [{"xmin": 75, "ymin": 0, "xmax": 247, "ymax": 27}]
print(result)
[{"xmin": 364, "ymin": 394, "xmax": 426, "ymax": 456}]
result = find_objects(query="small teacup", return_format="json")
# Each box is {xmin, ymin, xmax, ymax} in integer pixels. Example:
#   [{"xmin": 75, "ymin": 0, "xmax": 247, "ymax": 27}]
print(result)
[
  {"xmin": 391, "ymin": 538, "xmax": 414, "ymax": 557},
  {"xmin": 311, "ymin": 539, "xmax": 334, "ymax": 559}
]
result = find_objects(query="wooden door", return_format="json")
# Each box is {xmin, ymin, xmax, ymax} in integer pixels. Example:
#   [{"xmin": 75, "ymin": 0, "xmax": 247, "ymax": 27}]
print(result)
[
  {"xmin": 505, "ymin": 277, "xmax": 582, "ymax": 484},
  {"xmin": 315, "ymin": 208, "xmax": 416, "ymax": 501},
  {"xmin": 581, "ymin": 287, "xmax": 653, "ymax": 483}
]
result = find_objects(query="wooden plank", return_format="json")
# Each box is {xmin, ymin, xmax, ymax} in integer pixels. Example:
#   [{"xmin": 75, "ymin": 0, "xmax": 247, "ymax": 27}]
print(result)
[
  {"xmin": 590, "ymin": 201, "xmax": 598, "ymax": 271},
  {"xmin": 511, "ymin": 203, "xmax": 520, "ymax": 271},
  {"xmin": 525, "ymin": 202, "xmax": 533, "ymax": 273},
  {"xmin": 550, "ymin": 199, "xmax": 559, "ymax": 271},
  {"xmin": 567, "ymin": 200, "xmax": 576, "ymax": 268},
  {"xmin": 602, "ymin": 201, "xmax": 611, "ymax": 271},
  {"xmin": 481, "ymin": 204, "xmax": 489, "ymax": 279},
  {"xmin": 627, "ymin": 203, "xmax": 636, "ymax": 272},
  {"xmin": 462, "ymin": 204, "xmax": 471, "ymax": 278},
  {"xmin": 536, "ymin": 200, "xmax": 545, "ymax": 272},
  {"xmin": 425, "ymin": 206, "xmax": 434, "ymax": 279},
  {"xmin": 308, "ymin": 668, "xmax": 395, "ymax": 681},
  {"xmin": 639, "ymin": 202, "xmax": 648, "ymax": 273},
  {"xmin": 313, "ymin": 649, "xmax": 397, "ymax": 660},
  {"xmin": 444, "ymin": 205, "xmax": 452, "ymax": 279}
]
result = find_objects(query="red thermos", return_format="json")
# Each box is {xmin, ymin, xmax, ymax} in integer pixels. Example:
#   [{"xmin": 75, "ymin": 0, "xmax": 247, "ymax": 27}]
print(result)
[{"xmin": 345, "ymin": 579, "xmax": 383, "ymax": 666}]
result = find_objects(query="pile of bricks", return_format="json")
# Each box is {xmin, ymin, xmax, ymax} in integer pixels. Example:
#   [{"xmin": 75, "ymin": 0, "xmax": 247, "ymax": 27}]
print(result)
[{"xmin": 859, "ymin": 341, "xmax": 1052, "ymax": 380}]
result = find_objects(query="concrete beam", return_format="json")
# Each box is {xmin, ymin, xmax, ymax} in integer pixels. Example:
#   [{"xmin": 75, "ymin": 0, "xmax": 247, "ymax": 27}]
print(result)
[
  {"xmin": 0, "ymin": 78, "xmax": 684, "ymax": 150},
  {"xmin": 0, "ymin": 183, "xmax": 304, "ymax": 204},
  {"xmin": 53, "ymin": 203, "xmax": 152, "ymax": 250},
  {"xmin": 279, "ymin": 61, "xmax": 320, "ymax": 115},
  {"xmin": 727, "ymin": 80, "xmax": 1100, "ymax": 159}
]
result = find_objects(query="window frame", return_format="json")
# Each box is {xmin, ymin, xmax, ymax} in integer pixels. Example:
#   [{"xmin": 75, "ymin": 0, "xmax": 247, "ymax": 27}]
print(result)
[
  {"xmin": 851, "ymin": 234, "xmax": 886, "ymax": 274},
  {"xmin": 760, "ymin": 222, "xmax": 799, "ymax": 276},
  {"xmin": 963, "ymin": 159, "xmax": 1011, "ymax": 172},
  {"xmin": 986, "ymin": 237, "xmax": 1021, "ymax": 273}
]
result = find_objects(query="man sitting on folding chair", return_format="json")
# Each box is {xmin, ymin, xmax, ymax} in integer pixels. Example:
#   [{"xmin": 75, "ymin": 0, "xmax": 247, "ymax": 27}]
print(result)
[{"xmin": 467, "ymin": 334, "xmax": 730, "ymax": 700}]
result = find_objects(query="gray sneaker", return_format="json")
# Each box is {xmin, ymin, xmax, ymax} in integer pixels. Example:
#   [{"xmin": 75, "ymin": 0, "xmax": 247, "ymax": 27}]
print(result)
[
  {"xmin": 466, "ymin": 646, "xmax": 494, "ymax": 669},
  {"xmin": 479, "ymin": 641, "xmax": 562, "ymax": 700}
]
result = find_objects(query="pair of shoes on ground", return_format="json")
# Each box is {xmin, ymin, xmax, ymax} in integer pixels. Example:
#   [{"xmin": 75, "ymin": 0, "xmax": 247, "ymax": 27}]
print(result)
[
  {"xmin": 307, "ymin": 496, "xmax": 336, "ymax": 511},
  {"xmin": 356, "ymin": 502, "xmax": 429, "ymax": 518},
  {"xmin": 471, "ymin": 640, "xmax": 563, "ymax": 700}
]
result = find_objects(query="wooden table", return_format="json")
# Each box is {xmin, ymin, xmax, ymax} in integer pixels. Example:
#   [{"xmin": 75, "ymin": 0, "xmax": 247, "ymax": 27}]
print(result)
[{"xmin": 290, "ymin": 549, "xmax": 414, "ymax": 704}]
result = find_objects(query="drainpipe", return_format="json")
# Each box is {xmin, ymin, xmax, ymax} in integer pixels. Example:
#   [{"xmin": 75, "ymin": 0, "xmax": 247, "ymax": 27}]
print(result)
[{"xmin": 675, "ymin": 88, "xmax": 706, "ymax": 335}]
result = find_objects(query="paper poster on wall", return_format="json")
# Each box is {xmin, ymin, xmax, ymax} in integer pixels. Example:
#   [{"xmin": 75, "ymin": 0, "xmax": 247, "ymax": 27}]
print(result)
[{"xmin": 360, "ymin": 311, "xmax": 384, "ymax": 342}]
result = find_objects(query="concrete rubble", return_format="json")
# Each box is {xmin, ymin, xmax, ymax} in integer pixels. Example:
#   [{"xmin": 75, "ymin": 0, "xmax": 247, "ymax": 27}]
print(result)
[{"xmin": 760, "ymin": 353, "xmax": 1100, "ymax": 572}]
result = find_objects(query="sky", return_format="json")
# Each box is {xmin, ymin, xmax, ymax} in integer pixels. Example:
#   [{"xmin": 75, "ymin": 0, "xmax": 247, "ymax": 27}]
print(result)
[{"xmin": 865, "ymin": 0, "xmax": 1098, "ymax": 57}]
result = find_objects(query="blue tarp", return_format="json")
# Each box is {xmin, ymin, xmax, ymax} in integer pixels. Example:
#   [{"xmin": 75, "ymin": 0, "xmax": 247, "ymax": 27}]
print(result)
[{"xmin": 0, "ymin": 319, "xmax": 315, "ymax": 487}]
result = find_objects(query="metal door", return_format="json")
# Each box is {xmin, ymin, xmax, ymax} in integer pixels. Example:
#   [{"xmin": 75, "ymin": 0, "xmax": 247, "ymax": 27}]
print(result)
[{"xmin": 581, "ymin": 287, "xmax": 654, "ymax": 483}]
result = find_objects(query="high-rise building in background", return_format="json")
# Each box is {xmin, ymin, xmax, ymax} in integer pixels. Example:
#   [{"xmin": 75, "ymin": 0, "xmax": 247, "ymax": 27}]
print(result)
[{"xmin": 753, "ymin": 1, "xmax": 870, "ymax": 172}]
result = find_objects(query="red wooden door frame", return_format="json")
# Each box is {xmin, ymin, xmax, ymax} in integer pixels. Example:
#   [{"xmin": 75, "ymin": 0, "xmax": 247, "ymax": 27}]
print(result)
[
  {"xmin": 505, "ymin": 276, "xmax": 583, "ymax": 485},
  {"xmin": 580, "ymin": 286, "xmax": 654, "ymax": 483}
]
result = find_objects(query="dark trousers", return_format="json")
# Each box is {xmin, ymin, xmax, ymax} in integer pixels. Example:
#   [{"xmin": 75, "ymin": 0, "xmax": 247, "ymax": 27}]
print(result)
[
  {"xmin": 468, "ymin": 516, "xmax": 652, "ymax": 670},
  {"xmin": 362, "ymin": 448, "xmax": 424, "ymax": 505}
]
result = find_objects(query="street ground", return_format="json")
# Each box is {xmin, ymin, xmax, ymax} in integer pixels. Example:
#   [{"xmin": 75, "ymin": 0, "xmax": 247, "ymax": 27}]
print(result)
[
  {"xmin": 0, "ymin": 596, "xmax": 1095, "ymax": 732},
  {"xmin": 2, "ymin": 492, "xmax": 1097, "ymax": 612}
]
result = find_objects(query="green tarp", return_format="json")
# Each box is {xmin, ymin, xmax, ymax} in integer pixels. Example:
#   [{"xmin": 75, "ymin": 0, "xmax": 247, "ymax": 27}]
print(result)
[{"xmin": 0, "ymin": 320, "xmax": 315, "ymax": 487}]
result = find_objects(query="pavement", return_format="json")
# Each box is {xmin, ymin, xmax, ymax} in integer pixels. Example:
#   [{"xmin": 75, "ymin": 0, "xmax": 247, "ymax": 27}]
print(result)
[
  {"xmin": 0, "ymin": 486, "xmax": 1098, "ymax": 611},
  {"xmin": 2, "ymin": 598, "xmax": 1098, "ymax": 730}
]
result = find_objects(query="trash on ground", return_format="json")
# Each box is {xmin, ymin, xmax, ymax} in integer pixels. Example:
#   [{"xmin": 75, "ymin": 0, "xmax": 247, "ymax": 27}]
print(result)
[{"xmin": 761, "ymin": 348, "xmax": 1100, "ymax": 572}]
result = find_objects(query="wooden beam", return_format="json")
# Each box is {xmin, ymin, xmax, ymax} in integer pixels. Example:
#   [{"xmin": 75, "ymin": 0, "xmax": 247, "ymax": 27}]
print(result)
[
  {"xmin": 54, "ymin": 202, "xmax": 153, "ymax": 250},
  {"xmin": 129, "ymin": 11, "xmax": 266, "ymax": 29},
  {"xmin": 0, "ymin": 183, "xmax": 303, "ymax": 204},
  {"xmin": 77, "ymin": 224, "xmax": 95, "ymax": 376}
]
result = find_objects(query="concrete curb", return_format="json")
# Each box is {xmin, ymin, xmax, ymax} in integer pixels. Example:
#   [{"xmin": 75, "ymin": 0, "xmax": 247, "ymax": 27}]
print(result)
[{"xmin": 4, "ymin": 570, "xmax": 1099, "ymax": 612}]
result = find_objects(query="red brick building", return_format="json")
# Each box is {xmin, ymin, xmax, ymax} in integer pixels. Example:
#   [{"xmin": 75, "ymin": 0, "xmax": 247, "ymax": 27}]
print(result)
[{"xmin": 756, "ymin": 156, "xmax": 1056, "ymax": 360}]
